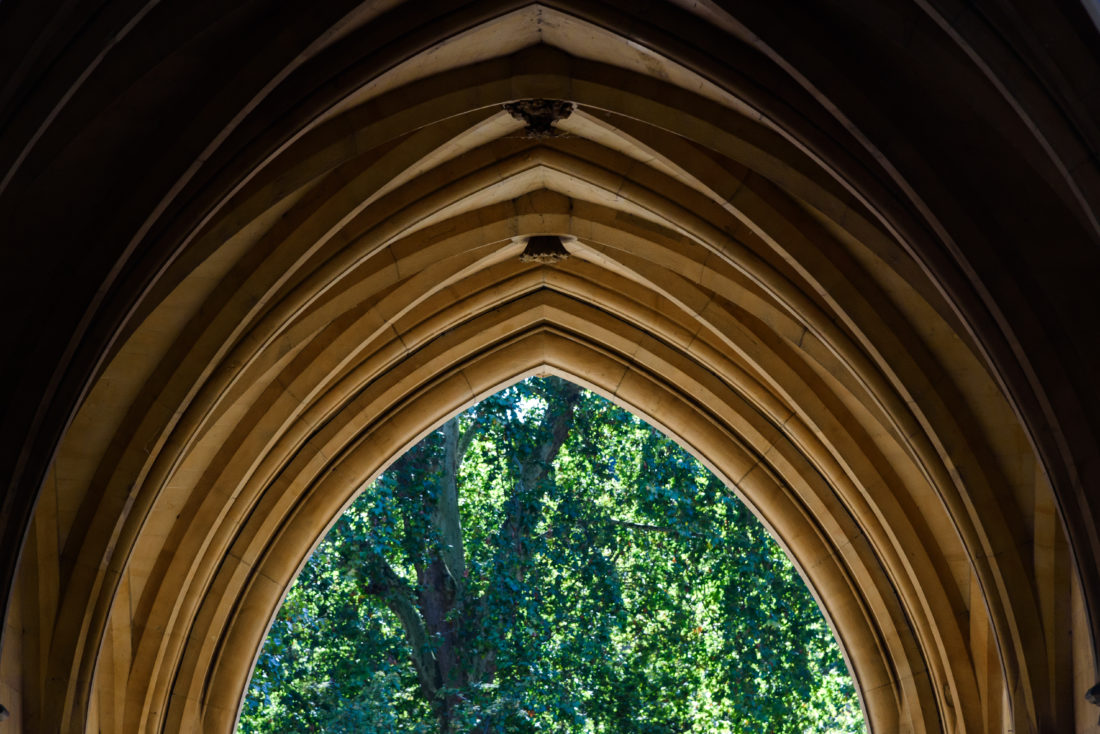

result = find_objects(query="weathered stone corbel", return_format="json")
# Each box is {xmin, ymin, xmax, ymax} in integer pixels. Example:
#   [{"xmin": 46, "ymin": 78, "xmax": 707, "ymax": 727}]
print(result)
[
  {"xmin": 519, "ymin": 235, "xmax": 571, "ymax": 264},
  {"xmin": 504, "ymin": 98, "xmax": 574, "ymax": 137},
  {"xmin": 1087, "ymin": 682, "xmax": 1100, "ymax": 723}
]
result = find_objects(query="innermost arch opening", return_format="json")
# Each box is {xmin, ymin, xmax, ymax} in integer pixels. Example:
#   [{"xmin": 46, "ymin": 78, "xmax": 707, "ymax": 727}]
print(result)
[{"xmin": 238, "ymin": 377, "xmax": 865, "ymax": 733}]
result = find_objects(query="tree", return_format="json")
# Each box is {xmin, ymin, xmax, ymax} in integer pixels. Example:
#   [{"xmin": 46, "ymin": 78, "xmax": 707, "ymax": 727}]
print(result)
[{"xmin": 239, "ymin": 377, "xmax": 864, "ymax": 733}]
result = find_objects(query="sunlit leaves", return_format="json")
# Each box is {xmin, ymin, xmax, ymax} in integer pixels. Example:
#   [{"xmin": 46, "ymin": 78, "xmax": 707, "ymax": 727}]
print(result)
[{"xmin": 238, "ymin": 378, "xmax": 864, "ymax": 733}]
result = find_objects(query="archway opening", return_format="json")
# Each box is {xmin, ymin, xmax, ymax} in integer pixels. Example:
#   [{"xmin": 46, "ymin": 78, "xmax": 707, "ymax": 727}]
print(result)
[{"xmin": 238, "ymin": 377, "xmax": 864, "ymax": 733}]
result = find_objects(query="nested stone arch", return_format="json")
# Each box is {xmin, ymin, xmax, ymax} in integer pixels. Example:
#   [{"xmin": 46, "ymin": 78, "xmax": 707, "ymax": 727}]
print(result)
[
  {"xmin": 196, "ymin": 116, "xmax": 1049, "ymax": 727},
  {"xmin": 70, "ymin": 189, "xmax": 1001, "ymax": 734},
  {"xmin": 36, "ymin": 131, "xmax": 1058, "ymax": 734},
  {"xmin": 188, "ymin": 322, "xmax": 918, "ymax": 732},
  {"xmin": 2, "ymin": 3, "xmax": 1093, "ymax": 734}
]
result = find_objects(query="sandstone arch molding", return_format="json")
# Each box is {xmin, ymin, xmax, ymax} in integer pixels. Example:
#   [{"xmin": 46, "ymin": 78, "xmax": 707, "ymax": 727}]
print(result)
[{"xmin": 0, "ymin": 3, "xmax": 1097, "ymax": 733}]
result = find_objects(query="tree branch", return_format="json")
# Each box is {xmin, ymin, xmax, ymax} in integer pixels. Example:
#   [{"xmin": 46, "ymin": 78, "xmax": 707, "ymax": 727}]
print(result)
[
  {"xmin": 362, "ymin": 550, "xmax": 439, "ymax": 699},
  {"xmin": 610, "ymin": 519, "xmax": 678, "ymax": 533},
  {"xmin": 502, "ymin": 380, "xmax": 583, "ymax": 580},
  {"xmin": 432, "ymin": 417, "xmax": 467, "ymax": 592},
  {"xmin": 456, "ymin": 420, "xmax": 478, "ymax": 468}
]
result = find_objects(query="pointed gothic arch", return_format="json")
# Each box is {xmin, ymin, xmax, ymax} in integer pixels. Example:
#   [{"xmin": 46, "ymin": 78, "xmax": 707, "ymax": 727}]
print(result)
[{"xmin": 1, "ymin": 2, "xmax": 1098, "ymax": 732}]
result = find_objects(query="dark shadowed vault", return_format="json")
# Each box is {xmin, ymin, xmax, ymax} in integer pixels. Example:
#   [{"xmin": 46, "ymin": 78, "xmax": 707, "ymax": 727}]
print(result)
[{"xmin": 1, "ymin": 2, "xmax": 1099, "ymax": 732}]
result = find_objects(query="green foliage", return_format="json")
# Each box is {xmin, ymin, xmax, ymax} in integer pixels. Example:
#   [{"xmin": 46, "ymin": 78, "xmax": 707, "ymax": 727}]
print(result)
[{"xmin": 238, "ymin": 378, "xmax": 864, "ymax": 733}]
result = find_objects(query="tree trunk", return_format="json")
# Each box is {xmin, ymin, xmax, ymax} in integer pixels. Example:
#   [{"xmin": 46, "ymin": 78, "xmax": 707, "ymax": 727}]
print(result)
[{"xmin": 364, "ymin": 379, "xmax": 583, "ymax": 733}]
